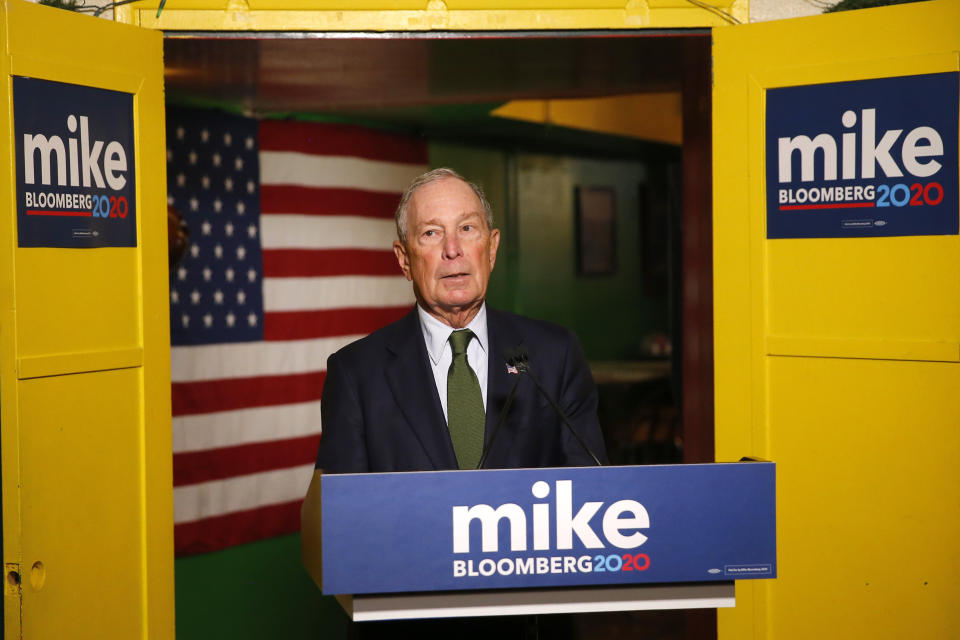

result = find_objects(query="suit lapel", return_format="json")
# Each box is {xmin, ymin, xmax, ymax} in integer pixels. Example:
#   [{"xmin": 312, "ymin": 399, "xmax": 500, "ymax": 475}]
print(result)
[{"xmin": 384, "ymin": 309, "xmax": 458, "ymax": 469}]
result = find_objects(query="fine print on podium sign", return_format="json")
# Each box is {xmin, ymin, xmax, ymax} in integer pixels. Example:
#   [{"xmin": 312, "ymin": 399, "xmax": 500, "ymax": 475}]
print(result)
[
  {"xmin": 14, "ymin": 76, "xmax": 137, "ymax": 248},
  {"xmin": 321, "ymin": 463, "xmax": 777, "ymax": 595},
  {"xmin": 767, "ymin": 72, "xmax": 959, "ymax": 239}
]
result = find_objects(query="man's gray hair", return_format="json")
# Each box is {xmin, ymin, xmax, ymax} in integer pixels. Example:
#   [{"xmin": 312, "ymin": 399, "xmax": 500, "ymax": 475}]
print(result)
[{"xmin": 394, "ymin": 167, "xmax": 494, "ymax": 243}]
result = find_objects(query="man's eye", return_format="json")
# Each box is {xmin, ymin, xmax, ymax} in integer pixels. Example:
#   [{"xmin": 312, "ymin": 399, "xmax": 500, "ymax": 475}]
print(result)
[
  {"xmin": 462, "ymin": 225, "xmax": 473, "ymax": 232},
  {"xmin": 423, "ymin": 230, "xmax": 436, "ymax": 237}
]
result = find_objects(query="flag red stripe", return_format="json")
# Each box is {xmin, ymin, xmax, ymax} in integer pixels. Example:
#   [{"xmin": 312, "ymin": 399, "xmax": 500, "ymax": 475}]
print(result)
[
  {"xmin": 172, "ymin": 371, "xmax": 326, "ymax": 416},
  {"xmin": 264, "ymin": 306, "xmax": 410, "ymax": 341},
  {"xmin": 173, "ymin": 434, "xmax": 320, "ymax": 487},
  {"xmin": 260, "ymin": 185, "xmax": 400, "ymax": 218},
  {"xmin": 258, "ymin": 120, "xmax": 428, "ymax": 164},
  {"xmin": 262, "ymin": 248, "xmax": 401, "ymax": 277},
  {"xmin": 174, "ymin": 500, "xmax": 303, "ymax": 556}
]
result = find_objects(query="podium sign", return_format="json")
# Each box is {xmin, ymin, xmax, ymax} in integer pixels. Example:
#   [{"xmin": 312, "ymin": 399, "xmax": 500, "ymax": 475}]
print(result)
[{"xmin": 321, "ymin": 463, "xmax": 776, "ymax": 595}]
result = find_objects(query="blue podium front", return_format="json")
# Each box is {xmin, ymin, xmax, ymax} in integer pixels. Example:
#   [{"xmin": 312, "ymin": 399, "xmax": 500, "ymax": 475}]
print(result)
[{"xmin": 318, "ymin": 462, "xmax": 775, "ymax": 602}]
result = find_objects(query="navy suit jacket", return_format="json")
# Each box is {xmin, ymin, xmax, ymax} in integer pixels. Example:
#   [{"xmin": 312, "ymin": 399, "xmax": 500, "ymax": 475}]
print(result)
[{"xmin": 316, "ymin": 306, "xmax": 607, "ymax": 472}]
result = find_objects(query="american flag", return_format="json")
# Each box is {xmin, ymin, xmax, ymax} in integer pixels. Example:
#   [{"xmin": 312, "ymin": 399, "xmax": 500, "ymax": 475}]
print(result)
[{"xmin": 167, "ymin": 108, "xmax": 425, "ymax": 554}]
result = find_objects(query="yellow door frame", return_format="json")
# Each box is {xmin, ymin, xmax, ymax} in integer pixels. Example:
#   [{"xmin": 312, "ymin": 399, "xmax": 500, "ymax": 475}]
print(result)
[
  {"xmin": 713, "ymin": 2, "xmax": 960, "ymax": 638},
  {"xmin": 0, "ymin": 1, "xmax": 173, "ymax": 638}
]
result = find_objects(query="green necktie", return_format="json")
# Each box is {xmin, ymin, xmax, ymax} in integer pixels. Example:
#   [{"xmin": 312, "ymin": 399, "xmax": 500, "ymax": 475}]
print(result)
[{"xmin": 447, "ymin": 329, "xmax": 485, "ymax": 470}]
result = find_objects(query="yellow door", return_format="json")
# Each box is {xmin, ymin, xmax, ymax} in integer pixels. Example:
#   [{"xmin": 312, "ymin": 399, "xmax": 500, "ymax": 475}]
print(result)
[
  {"xmin": 0, "ymin": 1, "xmax": 172, "ymax": 638},
  {"xmin": 713, "ymin": 1, "xmax": 960, "ymax": 639}
]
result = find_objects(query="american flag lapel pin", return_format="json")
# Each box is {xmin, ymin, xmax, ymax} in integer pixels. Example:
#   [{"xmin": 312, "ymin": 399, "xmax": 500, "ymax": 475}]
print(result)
[{"xmin": 506, "ymin": 363, "xmax": 518, "ymax": 375}]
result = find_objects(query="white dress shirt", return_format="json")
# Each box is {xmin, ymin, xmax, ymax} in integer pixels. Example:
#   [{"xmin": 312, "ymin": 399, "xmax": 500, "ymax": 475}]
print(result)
[{"xmin": 417, "ymin": 303, "xmax": 489, "ymax": 423}]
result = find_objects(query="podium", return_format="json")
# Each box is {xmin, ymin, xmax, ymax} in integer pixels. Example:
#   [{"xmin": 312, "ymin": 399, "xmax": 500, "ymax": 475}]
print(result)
[{"xmin": 301, "ymin": 463, "xmax": 775, "ymax": 622}]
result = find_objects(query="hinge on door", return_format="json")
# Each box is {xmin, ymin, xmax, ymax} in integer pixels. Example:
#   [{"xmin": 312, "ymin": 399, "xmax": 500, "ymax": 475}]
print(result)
[{"xmin": 4, "ymin": 563, "xmax": 21, "ymax": 596}]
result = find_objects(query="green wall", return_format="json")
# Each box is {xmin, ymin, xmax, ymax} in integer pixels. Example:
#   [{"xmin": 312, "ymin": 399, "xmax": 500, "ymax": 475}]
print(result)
[{"xmin": 514, "ymin": 153, "xmax": 663, "ymax": 360}]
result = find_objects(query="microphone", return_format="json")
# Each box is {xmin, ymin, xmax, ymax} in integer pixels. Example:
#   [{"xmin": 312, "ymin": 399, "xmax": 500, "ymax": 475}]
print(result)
[{"xmin": 482, "ymin": 346, "xmax": 604, "ymax": 468}]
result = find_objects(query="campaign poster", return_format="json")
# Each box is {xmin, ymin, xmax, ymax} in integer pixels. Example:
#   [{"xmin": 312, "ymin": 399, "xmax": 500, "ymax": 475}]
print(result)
[
  {"xmin": 14, "ymin": 76, "xmax": 137, "ymax": 248},
  {"xmin": 766, "ymin": 72, "xmax": 959, "ymax": 239}
]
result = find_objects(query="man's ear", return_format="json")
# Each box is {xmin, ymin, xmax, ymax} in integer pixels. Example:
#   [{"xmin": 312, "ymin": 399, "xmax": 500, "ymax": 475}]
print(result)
[
  {"xmin": 488, "ymin": 228, "xmax": 501, "ymax": 270},
  {"xmin": 393, "ymin": 240, "xmax": 413, "ymax": 281}
]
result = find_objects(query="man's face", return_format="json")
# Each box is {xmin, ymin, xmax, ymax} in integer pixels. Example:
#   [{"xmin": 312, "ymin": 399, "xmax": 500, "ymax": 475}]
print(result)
[{"xmin": 393, "ymin": 177, "xmax": 500, "ymax": 326}]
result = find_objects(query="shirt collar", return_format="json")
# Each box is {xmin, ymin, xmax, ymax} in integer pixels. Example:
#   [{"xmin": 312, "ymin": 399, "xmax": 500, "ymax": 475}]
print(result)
[{"xmin": 418, "ymin": 303, "xmax": 488, "ymax": 365}]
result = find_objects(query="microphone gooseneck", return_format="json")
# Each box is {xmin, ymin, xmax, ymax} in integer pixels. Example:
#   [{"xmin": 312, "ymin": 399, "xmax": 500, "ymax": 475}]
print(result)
[
  {"xmin": 479, "ymin": 347, "xmax": 604, "ymax": 468},
  {"xmin": 521, "ymin": 357, "xmax": 604, "ymax": 467}
]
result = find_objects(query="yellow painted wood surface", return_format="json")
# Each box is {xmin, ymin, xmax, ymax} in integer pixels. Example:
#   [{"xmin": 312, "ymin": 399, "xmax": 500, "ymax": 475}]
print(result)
[
  {"xmin": 115, "ymin": 0, "xmax": 745, "ymax": 31},
  {"xmin": 493, "ymin": 93, "xmax": 682, "ymax": 146},
  {"xmin": 19, "ymin": 370, "xmax": 147, "ymax": 638},
  {"xmin": 0, "ymin": 1, "xmax": 173, "ymax": 637},
  {"xmin": 713, "ymin": 1, "xmax": 960, "ymax": 638}
]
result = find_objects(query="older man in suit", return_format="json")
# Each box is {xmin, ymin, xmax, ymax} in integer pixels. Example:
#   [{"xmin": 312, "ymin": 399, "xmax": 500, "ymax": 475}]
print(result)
[
  {"xmin": 311, "ymin": 168, "xmax": 604, "ymax": 639},
  {"xmin": 316, "ymin": 168, "xmax": 607, "ymax": 474}
]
